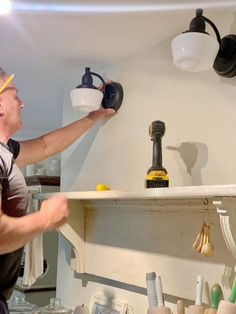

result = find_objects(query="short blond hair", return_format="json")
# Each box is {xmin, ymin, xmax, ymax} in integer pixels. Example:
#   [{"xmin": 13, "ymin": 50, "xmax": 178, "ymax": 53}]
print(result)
[{"xmin": 0, "ymin": 68, "xmax": 7, "ymax": 80}]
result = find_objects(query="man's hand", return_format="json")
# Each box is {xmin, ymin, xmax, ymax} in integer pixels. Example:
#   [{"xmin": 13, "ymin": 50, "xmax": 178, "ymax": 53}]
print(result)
[
  {"xmin": 39, "ymin": 195, "xmax": 69, "ymax": 231},
  {"xmin": 88, "ymin": 106, "xmax": 116, "ymax": 122},
  {"xmin": 88, "ymin": 81, "xmax": 116, "ymax": 122}
]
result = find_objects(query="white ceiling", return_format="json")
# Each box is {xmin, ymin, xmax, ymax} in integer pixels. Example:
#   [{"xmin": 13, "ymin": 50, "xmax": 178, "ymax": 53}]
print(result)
[{"xmin": 0, "ymin": 1, "xmax": 235, "ymax": 139}]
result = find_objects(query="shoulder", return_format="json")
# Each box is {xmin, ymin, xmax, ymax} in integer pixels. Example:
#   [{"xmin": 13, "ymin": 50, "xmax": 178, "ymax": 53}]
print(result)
[
  {"xmin": 7, "ymin": 139, "xmax": 20, "ymax": 159},
  {"xmin": 0, "ymin": 143, "xmax": 15, "ymax": 177}
]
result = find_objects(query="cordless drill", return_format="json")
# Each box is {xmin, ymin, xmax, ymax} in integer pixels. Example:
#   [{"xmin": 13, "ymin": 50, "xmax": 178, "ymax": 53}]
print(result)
[{"xmin": 145, "ymin": 120, "xmax": 169, "ymax": 188}]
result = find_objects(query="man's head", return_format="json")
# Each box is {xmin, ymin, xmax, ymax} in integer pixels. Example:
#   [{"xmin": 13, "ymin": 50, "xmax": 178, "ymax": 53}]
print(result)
[
  {"xmin": 0, "ymin": 67, "xmax": 24, "ymax": 140},
  {"xmin": 0, "ymin": 68, "xmax": 7, "ymax": 80}
]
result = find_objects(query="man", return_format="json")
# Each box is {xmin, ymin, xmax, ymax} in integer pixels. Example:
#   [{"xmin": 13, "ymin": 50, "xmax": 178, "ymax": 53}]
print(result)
[{"xmin": 0, "ymin": 68, "xmax": 115, "ymax": 313}]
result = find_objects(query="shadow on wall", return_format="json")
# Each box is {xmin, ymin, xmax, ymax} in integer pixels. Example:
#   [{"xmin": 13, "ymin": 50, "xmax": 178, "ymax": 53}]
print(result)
[
  {"xmin": 74, "ymin": 269, "xmax": 236, "ymax": 307},
  {"xmin": 167, "ymin": 142, "xmax": 208, "ymax": 185},
  {"xmin": 74, "ymin": 272, "xmax": 196, "ymax": 306},
  {"xmin": 62, "ymin": 118, "xmax": 110, "ymax": 190},
  {"xmin": 71, "ymin": 209, "xmax": 236, "ymax": 303},
  {"xmin": 230, "ymin": 10, "xmax": 236, "ymax": 34}
]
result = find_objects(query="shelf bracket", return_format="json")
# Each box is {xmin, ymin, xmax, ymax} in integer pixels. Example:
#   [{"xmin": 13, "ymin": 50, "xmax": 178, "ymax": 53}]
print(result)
[
  {"xmin": 58, "ymin": 200, "xmax": 85, "ymax": 273},
  {"xmin": 58, "ymin": 223, "xmax": 84, "ymax": 273},
  {"xmin": 213, "ymin": 197, "xmax": 236, "ymax": 259}
]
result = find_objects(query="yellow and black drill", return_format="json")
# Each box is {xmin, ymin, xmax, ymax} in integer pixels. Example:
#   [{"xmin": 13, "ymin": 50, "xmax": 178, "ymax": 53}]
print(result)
[{"xmin": 146, "ymin": 120, "xmax": 169, "ymax": 188}]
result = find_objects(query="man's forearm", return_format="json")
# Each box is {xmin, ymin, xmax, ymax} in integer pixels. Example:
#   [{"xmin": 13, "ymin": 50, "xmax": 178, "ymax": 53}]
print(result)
[
  {"xmin": 42, "ymin": 115, "xmax": 97, "ymax": 157},
  {"xmin": 17, "ymin": 115, "xmax": 100, "ymax": 166},
  {"xmin": 17, "ymin": 107, "xmax": 115, "ymax": 166},
  {"xmin": 0, "ymin": 211, "xmax": 46, "ymax": 254}
]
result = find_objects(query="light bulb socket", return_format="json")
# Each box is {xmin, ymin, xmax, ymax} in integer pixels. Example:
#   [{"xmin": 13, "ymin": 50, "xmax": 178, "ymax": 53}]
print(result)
[
  {"xmin": 186, "ymin": 8, "xmax": 208, "ymax": 34},
  {"xmin": 77, "ymin": 67, "xmax": 99, "ymax": 89}
]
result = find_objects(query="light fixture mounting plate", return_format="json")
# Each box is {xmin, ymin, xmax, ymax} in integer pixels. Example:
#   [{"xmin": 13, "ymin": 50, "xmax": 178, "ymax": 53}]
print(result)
[
  {"xmin": 102, "ymin": 82, "xmax": 124, "ymax": 111},
  {"xmin": 214, "ymin": 35, "xmax": 236, "ymax": 77}
]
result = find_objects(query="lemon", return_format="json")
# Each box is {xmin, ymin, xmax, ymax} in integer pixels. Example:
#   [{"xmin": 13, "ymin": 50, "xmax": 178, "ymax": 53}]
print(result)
[{"xmin": 96, "ymin": 184, "xmax": 111, "ymax": 191}]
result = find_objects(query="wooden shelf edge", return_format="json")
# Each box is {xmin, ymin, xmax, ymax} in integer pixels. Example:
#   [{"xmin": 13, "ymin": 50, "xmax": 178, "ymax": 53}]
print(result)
[{"xmin": 36, "ymin": 184, "xmax": 236, "ymax": 201}]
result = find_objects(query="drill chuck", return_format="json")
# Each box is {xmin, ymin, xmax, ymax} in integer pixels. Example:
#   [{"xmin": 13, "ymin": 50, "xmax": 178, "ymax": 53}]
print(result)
[{"xmin": 146, "ymin": 120, "xmax": 169, "ymax": 188}]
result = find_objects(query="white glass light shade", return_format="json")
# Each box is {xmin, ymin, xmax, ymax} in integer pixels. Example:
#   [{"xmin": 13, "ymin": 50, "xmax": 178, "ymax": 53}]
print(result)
[
  {"xmin": 70, "ymin": 88, "xmax": 103, "ymax": 113},
  {"xmin": 0, "ymin": 0, "xmax": 12, "ymax": 14},
  {"xmin": 171, "ymin": 32, "xmax": 220, "ymax": 72}
]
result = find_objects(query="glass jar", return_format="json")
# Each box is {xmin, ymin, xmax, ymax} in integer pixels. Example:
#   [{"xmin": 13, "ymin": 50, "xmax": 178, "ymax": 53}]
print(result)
[
  {"xmin": 39, "ymin": 298, "xmax": 73, "ymax": 314},
  {"xmin": 9, "ymin": 294, "xmax": 40, "ymax": 314},
  {"xmin": 47, "ymin": 159, "xmax": 60, "ymax": 177}
]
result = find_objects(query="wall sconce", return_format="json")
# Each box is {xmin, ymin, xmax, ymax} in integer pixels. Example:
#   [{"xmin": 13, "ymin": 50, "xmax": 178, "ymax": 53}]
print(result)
[
  {"xmin": 70, "ymin": 67, "xmax": 124, "ymax": 113},
  {"xmin": 0, "ymin": 0, "xmax": 11, "ymax": 14},
  {"xmin": 171, "ymin": 8, "xmax": 236, "ymax": 77}
]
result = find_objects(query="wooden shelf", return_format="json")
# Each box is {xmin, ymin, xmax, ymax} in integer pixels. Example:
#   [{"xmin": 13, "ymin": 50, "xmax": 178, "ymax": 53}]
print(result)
[
  {"xmin": 37, "ymin": 184, "xmax": 236, "ymax": 200},
  {"xmin": 35, "ymin": 184, "xmax": 236, "ymax": 275}
]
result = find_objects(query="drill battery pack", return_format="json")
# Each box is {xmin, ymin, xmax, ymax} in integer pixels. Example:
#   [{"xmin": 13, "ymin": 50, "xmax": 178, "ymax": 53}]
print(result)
[{"xmin": 145, "ymin": 170, "xmax": 169, "ymax": 188}]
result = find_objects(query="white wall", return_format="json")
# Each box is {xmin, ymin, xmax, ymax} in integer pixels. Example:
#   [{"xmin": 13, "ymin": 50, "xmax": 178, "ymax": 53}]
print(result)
[{"xmin": 57, "ymin": 11, "xmax": 236, "ymax": 313}]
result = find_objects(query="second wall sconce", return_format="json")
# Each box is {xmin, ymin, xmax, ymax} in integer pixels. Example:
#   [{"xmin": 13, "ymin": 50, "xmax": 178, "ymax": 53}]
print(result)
[{"xmin": 171, "ymin": 8, "xmax": 236, "ymax": 77}]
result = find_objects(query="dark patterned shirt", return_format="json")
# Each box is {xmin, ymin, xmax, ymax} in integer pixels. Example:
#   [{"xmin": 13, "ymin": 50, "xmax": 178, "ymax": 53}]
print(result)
[{"xmin": 0, "ymin": 139, "xmax": 28, "ymax": 299}]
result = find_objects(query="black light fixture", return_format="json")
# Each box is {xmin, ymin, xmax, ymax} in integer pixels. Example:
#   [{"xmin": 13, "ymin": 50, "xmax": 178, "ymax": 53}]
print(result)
[
  {"xmin": 70, "ymin": 67, "xmax": 124, "ymax": 113},
  {"xmin": 171, "ymin": 8, "xmax": 236, "ymax": 77}
]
